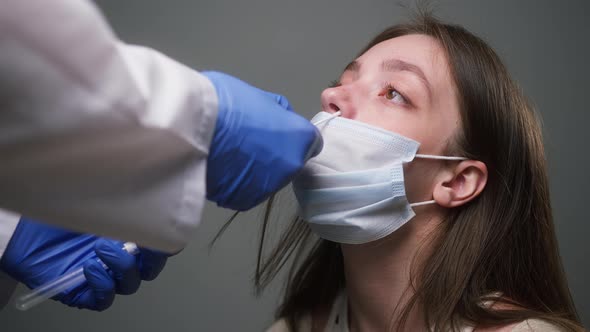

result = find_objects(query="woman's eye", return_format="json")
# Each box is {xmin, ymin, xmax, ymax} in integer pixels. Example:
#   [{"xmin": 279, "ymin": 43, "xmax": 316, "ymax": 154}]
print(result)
[{"xmin": 381, "ymin": 85, "xmax": 407, "ymax": 105}]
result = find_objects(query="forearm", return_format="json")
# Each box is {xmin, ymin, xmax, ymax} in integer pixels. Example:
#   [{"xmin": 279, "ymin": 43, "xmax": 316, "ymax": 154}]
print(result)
[{"xmin": 0, "ymin": 0, "xmax": 218, "ymax": 252}]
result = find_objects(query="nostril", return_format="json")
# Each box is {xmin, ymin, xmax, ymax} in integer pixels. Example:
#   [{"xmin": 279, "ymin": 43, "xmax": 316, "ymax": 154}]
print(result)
[{"xmin": 329, "ymin": 103, "xmax": 340, "ymax": 112}]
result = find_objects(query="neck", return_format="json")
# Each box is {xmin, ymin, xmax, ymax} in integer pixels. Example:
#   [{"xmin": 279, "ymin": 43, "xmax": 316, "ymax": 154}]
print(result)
[{"xmin": 341, "ymin": 209, "xmax": 441, "ymax": 331}]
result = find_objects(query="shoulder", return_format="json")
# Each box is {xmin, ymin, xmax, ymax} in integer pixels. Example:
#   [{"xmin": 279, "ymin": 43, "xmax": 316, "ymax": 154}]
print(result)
[
  {"xmin": 510, "ymin": 319, "xmax": 567, "ymax": 332},
  {"xmin": 476, "ymin": 319, "xmax": 566, "ymax": 332},
  {"xmin": 266, "ymin": 318, "xmax": 291, "ymax": 332},
  {"xmin": 265, "ymin": 316, "xmax": 313, "ymax": 332}
]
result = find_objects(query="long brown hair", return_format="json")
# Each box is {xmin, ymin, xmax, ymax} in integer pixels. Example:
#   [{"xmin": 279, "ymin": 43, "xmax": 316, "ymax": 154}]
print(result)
[{"xmin": 214, "ymin": 11, "xmax": 584, "ymax": 332}]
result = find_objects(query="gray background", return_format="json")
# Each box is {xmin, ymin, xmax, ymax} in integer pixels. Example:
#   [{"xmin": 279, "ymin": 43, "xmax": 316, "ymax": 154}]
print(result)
[{"xmin": 2, "ymin": 0, "xmax": 588, "ymax": 330}]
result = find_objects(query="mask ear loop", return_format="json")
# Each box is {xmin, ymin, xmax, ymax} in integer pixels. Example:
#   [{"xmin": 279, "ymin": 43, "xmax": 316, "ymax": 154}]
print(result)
[
  {"xmin": 409, "ymin": 155, "xmax": 468, "ymax": 207},
  {"xmin": 313, "ymin": 111, "xmax": 342, "ymax": 126},
  {"xmin": 409, "ymin": 200, "xmax": 436, "ymax": 207},
  {"xmin": 414, "ymin": 154, "xmax": 467, "ymax": 161}
]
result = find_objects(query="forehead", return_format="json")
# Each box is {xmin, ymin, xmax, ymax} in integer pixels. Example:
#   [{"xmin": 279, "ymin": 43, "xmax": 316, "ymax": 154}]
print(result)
[{"xmin": 355, "ymin": 34, "xmax": 452, "ymax": 91}]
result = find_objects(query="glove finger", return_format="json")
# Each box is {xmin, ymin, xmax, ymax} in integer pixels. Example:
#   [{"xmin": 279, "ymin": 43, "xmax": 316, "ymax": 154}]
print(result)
[
  {"xmin": 95, "ymin": 239, "xmax": 141, "ymax": 295},
  {"xmin": 264, "ymin": 91, "xmax": 294, "ymax": 111},
  {"xmin": 138, "ymin": 248, "xmax": 168, "ymax": 281},
  {"xmin": 83, "ymin": 260, "xmax": 115, "ymax": 311},
  {"xmin": 305, "ymin": 126, "xmax": 324, "ymax": 161}
]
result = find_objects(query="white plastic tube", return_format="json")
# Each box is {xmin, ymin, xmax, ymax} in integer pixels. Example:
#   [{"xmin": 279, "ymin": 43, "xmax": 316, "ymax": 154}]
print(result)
[{"xmin": 15, "ymin": 242, "xmax": 139, "ymax": 311}]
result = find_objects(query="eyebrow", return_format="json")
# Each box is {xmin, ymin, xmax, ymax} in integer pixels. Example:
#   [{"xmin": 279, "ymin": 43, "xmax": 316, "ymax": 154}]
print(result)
[
  {"xmin": 343, "ymin": 59, "xmax": 433, "ymax": 100},
  {"xmin": 344, "ymin": 60, "xmax": 360, "ymax": 72}
]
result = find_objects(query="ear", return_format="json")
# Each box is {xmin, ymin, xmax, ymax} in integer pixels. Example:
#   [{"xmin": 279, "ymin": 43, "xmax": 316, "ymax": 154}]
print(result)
[{"xmin": 432, "ymin": 160, "xmax": 488, "ymax": 208}]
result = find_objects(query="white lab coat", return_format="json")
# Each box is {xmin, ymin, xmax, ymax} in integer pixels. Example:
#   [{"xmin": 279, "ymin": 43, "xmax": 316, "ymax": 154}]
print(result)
[{"xmin": 0, "ymin": 0, "xmax": 219, "ymax": 308}]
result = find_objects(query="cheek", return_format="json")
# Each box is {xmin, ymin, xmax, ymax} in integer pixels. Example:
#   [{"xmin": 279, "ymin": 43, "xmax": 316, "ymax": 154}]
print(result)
[
  {"xmin": 403, "ymin": 160, "xmax": 441, "ymax": 202},
  {"xmin": 357, "ymin": 108, "xmax": 459, "ymax": 158},
  {"xmin": 400, "ymin": 110, "xmax": 460, "ymax": 155},
  {"xmin": 359, "ymin": 109, "xmax": 435, "ymax": 146},
  {"xmin": 421, "ymin": 111, "xmax": 461, "ymax": 154},
  {"xmin": 418, "ymin": 121, "xmax": 451, "ymax": 152}
]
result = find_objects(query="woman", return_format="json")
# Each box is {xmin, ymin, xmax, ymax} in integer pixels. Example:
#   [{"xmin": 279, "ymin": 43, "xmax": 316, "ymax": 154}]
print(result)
[{"xmin": 219, "ymin": 12, "xmax": 584, "ymax": 332}]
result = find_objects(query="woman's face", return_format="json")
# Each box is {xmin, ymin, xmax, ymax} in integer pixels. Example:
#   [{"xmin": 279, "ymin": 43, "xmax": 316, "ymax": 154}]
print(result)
[{"xmin": 321, "ymin": 34, "xmax": 461, "ymax": 203}]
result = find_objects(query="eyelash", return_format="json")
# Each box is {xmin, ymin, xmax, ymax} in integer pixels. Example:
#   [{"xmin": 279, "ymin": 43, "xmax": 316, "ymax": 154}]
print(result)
[{"xmin": 329, "ymin": 79, "xmax": 341, "ymax": 88}]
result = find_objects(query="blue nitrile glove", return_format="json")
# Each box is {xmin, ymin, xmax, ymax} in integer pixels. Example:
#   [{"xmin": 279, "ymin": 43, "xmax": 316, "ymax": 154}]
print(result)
[
  {"xmin": 203, "ymin": 71, "xmax": 323, "ymax": 211},
  {"xmin": 0, "ymin": 218, "xmax": 168, "ymax": 311}
]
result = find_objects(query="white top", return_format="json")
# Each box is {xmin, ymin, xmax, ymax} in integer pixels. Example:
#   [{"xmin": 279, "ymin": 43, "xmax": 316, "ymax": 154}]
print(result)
[
  {"xmin": 0, "ymin": 0, "xmax": 218, "ymax": 308},
  {"xmin": 266, "ymin": 291, "xmax": 566, "ymax": 332},
  {"xmin": 323, "ymin": 292, "xmax": 348, "ymax": 332}
]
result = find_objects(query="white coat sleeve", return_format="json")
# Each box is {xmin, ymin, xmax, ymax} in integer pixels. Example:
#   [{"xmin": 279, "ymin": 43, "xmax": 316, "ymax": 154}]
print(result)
[
  {"xmin": 0, "ymin": 0, "xmax": 218, "ymax": 253},
  {"xmin": 0, "ymin": 209, "xmax": 21, "ymax": 310}
]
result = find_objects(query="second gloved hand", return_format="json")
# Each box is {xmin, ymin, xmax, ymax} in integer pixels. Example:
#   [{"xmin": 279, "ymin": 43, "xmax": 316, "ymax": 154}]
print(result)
[
  {"xmin": 204, "ymin": 71, "xmax": 323, "ymax": 211},
  {"xmin": 0, "ymin": 218, "xmax": 168, "ymax": 311}
]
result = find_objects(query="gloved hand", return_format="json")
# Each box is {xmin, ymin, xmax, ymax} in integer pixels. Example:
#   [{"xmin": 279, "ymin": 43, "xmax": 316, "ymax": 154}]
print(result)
[
  {"xmin": 0, "ymin": 218, "xmax": 168, "ymax": 311},
  {"xmin": 203, "ymin": 71, "xmax": 323, "ymax": 211}
]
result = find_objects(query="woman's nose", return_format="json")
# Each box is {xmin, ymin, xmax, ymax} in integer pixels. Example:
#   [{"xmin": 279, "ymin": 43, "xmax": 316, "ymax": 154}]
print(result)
[{"xmin": 320, "ymin": 86, "xmax": 357, "ymax": 119}]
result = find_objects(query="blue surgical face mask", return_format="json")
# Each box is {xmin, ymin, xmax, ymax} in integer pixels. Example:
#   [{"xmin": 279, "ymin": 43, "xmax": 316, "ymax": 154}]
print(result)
[{"xmin": 291, "ymin": 111, "xmax": 466, "ymax": 244}]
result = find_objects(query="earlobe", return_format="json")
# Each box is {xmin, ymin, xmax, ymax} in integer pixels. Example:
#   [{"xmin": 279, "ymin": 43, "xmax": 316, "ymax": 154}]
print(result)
[{"xmin": 433, "ymin": 160, "xmax": 488, "ymax": 208}]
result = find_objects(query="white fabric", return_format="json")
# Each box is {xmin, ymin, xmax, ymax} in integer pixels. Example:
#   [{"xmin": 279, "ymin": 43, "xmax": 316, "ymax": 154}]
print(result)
[
  {"xmin": 0, "ymin": 0, "xmax": 218, "ymax": 254},
  {"xmin": 0, "ymin": 209, "xmax": 20, "ymax": 310},
  {"xmin": 0, "ymin": 209, "xmax": 20, "ymax": 259},
  {"xmin": 323, "ymin": 292, "xmax": 349, "ymax": 332},
  {"xmin": 324, "ymin": 291, "xmax": 475, "ymax": 332},
  {"xmin": 324, "ymin": 292, "xmax": 563, "ymax": 332},
  {"xmin": 267, "ymin": 289, "xmax": 565, "ymax": 331}
]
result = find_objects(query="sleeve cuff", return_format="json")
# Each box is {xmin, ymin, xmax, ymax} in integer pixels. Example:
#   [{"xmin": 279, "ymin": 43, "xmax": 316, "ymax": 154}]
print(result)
[
  {"xmin": 0, "ymin": 209, "xmax": 20, "ymax": 260},
  {"xmin": 0, "ymin": 209, "xmax": 20, "ymax": 310}
]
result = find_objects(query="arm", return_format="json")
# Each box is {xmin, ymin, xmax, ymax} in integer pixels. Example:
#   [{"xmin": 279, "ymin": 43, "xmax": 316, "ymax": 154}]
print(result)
[
  {"xmin": 0, "ymin": 0, "xmax": 322, "ymax": 312},
  {"xmin": 0, "ymin": 0, "xmax": 217, "ymax": 253},
  {"xmin": 0, "ymin": 0, "xmax": 321, "ymax": 254}
]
